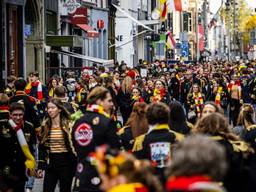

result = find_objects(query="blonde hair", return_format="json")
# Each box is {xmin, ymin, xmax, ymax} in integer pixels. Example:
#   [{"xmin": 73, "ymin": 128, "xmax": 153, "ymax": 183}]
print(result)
[{"xmin": 121, "ymin": 76, "xmax": 133, "ymax": 94}]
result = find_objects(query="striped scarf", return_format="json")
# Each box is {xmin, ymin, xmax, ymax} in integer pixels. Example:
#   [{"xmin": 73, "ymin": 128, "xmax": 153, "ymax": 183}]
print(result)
[
  {"xmin": 25, "ymin": 82, "xmax": 32, "ymax": 95},
  {"xmin": 86, "ymin": 104, "xmax": 110, "ymax": 118},
  {"xmin": 152, "ymin": 88, "xmax": 165, "ymax": 103},
  {"xmin": 25, "ymin": 81, "xmax": 43, "ymax": 100},
  {"xmin": 0, "ymin": 105, "xmax": 9, "ymax": 112},
  {"xmin": 215, "ymin": 86, "xmax": 223, "ymax": 106},
  {"xmin": 193, "ymin": 92, "xmax": 204, "ymax": 113}
]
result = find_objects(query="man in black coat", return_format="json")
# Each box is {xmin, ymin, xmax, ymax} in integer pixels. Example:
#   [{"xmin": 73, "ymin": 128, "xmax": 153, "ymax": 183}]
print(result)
[
  {"xmin": 10, "ymin": 78, "xmax": 40, "ymax": 132},
  {"xmin": 0, "ymin": 102, "xmax": 36, "ymax": 191}
]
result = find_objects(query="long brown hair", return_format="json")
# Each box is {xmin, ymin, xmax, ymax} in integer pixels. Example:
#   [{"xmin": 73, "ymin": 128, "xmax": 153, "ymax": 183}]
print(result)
[
  {"xmin": 194, "ymin": 113, "xmax": 239, "ymax": 141},
  {"xmin": 126, "ymin": 102, "xmax": 148, "ymax": 138},
  {"xmin": 237, "ymin": 103, "xmax": 255, "ymax": 127},
  {"xmin": 40, "ymin": 98, "xmax": 71, "ymax": 144}
]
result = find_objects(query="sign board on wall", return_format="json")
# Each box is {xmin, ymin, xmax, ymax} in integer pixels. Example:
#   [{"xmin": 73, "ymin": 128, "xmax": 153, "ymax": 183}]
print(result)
[
  {"xmin": 115, "ymin": 17, "xmax": 134, "ymax": 68},
  {"xmin": 24, "ymin": 24, "xmax": 32, "ymax": 38},
  {"xmin": 63, "ymin": 0, "xmax": 81, "ymax": 14}
]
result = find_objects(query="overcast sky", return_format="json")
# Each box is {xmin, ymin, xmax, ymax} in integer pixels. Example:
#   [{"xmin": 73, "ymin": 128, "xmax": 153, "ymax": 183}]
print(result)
[{"xmin": 244, "ymin": 0, "xmax": 256, "ymax": 8}]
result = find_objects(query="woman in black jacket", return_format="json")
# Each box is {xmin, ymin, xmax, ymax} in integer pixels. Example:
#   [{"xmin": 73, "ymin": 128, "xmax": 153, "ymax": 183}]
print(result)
[
  {"xmin": 194, "ymin": 113, "xmax": 254, "ymax": 192},
  {"xmin": 37, "ymin": 98, "xmax": 76, "ymax": 192},
  {"xmin": 117, "ymin": 76, "xmax": 134, "ymax": 124}
]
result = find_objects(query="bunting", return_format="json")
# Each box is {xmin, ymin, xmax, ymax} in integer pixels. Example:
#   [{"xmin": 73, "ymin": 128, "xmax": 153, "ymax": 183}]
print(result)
[
  {"xmin": 167, "ymin": 0, "xmax": 183, "ymax": 12},
  {"xmin": 166, "ymin": 31, "xmax": 176, "ymax": 49},
  {"xmin": 159, "ymin": 0, "xmax": 168, "ymax": 21},
  {"xmin": 174, "ymin": 0, "xmax": 182, "ymax": 12}
]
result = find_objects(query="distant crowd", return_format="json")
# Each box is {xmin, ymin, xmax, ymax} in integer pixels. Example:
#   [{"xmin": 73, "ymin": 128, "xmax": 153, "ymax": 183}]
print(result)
[{"xmin": 0, "ymin": 59, "xmax": 256, "ymax": 192}]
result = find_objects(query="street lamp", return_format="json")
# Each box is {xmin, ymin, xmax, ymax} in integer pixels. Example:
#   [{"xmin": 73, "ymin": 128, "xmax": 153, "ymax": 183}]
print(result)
[
  {"xmin": 195, "ymin": 0, "xmax": 200, "ymax": 62},
  {"xmin": 225, "ymin": 0, "xmax": 231, "ymax": 61}
]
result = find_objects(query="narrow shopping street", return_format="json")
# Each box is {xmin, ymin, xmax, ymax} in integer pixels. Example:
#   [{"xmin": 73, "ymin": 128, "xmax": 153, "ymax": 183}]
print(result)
[{"xmin": 1, "ymin": 0, "xmax": 256, "ymax": 192}]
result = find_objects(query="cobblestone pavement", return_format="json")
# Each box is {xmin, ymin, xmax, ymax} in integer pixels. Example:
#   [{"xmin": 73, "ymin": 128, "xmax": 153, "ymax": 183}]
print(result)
[{"xmin": 33, "ymin": 179, "xmax": 59, "ymax": 192}]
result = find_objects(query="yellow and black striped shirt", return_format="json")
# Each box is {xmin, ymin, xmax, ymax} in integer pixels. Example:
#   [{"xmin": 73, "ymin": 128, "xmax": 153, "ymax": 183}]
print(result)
[{"xmin": 49, "ymin": 127, "xmax": 68, "ymax": 153}]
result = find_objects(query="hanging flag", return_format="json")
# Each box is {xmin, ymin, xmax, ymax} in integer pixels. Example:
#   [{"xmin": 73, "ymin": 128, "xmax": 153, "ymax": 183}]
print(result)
[
  {"xmin": 174, "ymin": 0, "xmax": 182, "ymax": 12},
  {"xmin": 168, "ymin": 0, "xmax": 176, "ymax": 12},
  {"xmin": 159, "ymin": 0, "xmax": 168, "ymax": 21},
  {"xmin": 166, "ymin": 31, "xmax": 176, "ymax": 49},
  {"xmin": 198, "ymin": 24, "xmax": 205, "ymax": 51}
]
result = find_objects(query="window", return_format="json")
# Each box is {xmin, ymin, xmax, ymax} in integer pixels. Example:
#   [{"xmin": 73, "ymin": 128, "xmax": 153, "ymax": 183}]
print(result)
[
  {"xmin": 156, "ymin": 42, "xmax": 165, "ymax": 57},
  {"xmin": 183, "ymin": 12, "xmax": 192, "ymax": 32},
  {"xmin": 46, "ymin": 11, "xmax": 57, "ymax": 35}
]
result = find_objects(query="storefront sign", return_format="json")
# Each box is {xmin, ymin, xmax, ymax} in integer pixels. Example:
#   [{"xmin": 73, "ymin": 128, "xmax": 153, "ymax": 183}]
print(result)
[
  {"xmin": 97, "ymin": 19, "xmax": 104, "ymax": 29},
  {"xmin": 46, "ymin": 35, "xmax": 83, "ymax": 47},
  {"xmin": 24, "ymin": 24, "xmax": 32, "ymax": 38},
  {"xmin": 115, "ymin": 35, "xmax": 123, "ymax": 42},
  {"xmin": 63, "ymin": 0, "xmax": 81, "ymax": 14}
]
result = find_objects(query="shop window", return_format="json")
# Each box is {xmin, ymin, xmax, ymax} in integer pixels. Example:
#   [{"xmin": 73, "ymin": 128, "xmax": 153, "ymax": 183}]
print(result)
[{"xmin": 46, "ymin": 11, "xmax": 57, "ymax": 35}]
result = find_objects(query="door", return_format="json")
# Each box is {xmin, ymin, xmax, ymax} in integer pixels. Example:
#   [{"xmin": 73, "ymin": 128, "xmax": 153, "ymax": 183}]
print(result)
[{"xmin": 7, "ymin": 5, "xmax": 19, "ymax": 76}]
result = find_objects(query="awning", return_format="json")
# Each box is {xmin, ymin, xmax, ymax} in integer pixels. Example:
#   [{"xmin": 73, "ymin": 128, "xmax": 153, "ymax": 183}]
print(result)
[
  {"xmin": 75, "ymin": 24, "xmax": 99, "ymax": 38},
  {"xmin": 139, "ymin": 20, "xmax": 161, "ymax": 25},
  {"xmin": 51, "ymin": 50, "xmax": 114, "ymax": 67}
]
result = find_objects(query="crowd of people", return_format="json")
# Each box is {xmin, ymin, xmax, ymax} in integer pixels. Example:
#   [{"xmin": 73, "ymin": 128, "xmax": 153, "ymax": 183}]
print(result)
[{"xmin": 0, "ymin": 58, "xmax": 256, "ymax": 192}]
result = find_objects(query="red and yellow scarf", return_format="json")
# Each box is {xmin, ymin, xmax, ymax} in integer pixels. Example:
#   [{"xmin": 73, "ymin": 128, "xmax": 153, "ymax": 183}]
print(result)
[
  {"xmin": 193, "ymin": 92, "xmax": 204, "ymax": 113},
  {"xmin": 215, "ymin": 86, "xmax": 223, "ymax": 106},
  {"xmin": 0, "ymin": 105, "xmax": 9, "ymax": 113},
  {"xmin": 25, "ymin": 81, "xmax": 43, "ymax": 100},
  {"xmin": 109, "ymin": 183, "xmax": 149, "ymax": 192},
  {"xmin": 86, "ymin": 104, "xmax": 110, "ymax": 118},
  {"xmin": 152, "ymin": 88, "xmax": 166, "ymax": 103}
]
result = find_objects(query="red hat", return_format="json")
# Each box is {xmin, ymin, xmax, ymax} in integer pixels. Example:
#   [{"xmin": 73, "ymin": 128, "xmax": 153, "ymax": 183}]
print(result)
[{"xmin": 127, "ymin": 70, "xmax": 136, "ymax": 79}]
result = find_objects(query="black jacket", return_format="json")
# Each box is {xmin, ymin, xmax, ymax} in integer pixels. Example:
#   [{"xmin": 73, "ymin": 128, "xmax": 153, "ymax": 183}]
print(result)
[
  {"xmin": 38, "ymin": 119, "xmax": 76, "ymax": 170},
  {"xmin": 133, "ymin": 124, "xmax": 176, "ymax": 183},
  {"xmin": 0, "ymin": 119, "xmax": 36, "ymax": 182},
  {"xmin": 118, "ymin": 126, "xmax": 134, "ymax": 152},
  {"xmin": 210, "ymin": 135, "xmax": 250, "ymax": 192},
  {"xmin": 72, "ymin": 111, "xmax": 121, "ymax": 191},
  {"xmin": 10, "ymin": 91, "xmax": 40, "ymax": 129}
]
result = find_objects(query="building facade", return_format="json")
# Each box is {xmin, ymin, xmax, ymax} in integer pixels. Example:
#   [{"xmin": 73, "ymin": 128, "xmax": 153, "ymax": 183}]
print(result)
[
  {"xmin": 0, "ymin": 0, "xmax": 45, "ymax": 86},
  {"xmin": 1, "ymin": 0, "xmax": 25, "ymax": 79}
]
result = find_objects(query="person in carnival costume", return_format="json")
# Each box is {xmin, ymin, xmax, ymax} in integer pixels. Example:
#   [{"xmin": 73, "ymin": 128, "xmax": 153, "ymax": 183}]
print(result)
[
  {"xmin": 72, "ymin": 86, "xmax": 121, "ymax": 192},
  {"xmin": 91, "ymin": 145, "xmax": 162, "ymax": 192}
]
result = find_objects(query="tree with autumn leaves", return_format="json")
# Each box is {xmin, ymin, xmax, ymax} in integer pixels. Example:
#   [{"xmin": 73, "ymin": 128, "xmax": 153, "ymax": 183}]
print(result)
[{"xmin": 220, "ymin": 0, "xmax": 255, "ymax": 51}]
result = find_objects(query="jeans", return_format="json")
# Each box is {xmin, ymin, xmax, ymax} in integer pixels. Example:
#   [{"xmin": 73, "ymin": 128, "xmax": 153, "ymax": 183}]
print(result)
[
  {"xmin": 25, "ymin": 144, "xmax": 38, "ymax": 189},
  {"xmin": 25, "ymin": 176, "xmax": 35, "ymax": 189}
]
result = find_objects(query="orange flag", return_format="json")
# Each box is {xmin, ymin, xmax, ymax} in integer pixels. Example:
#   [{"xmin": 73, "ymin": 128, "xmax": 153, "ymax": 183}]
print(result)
[{"xmin": 174, "ymin": 0, "xmax": 182, "ymax": 12}]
